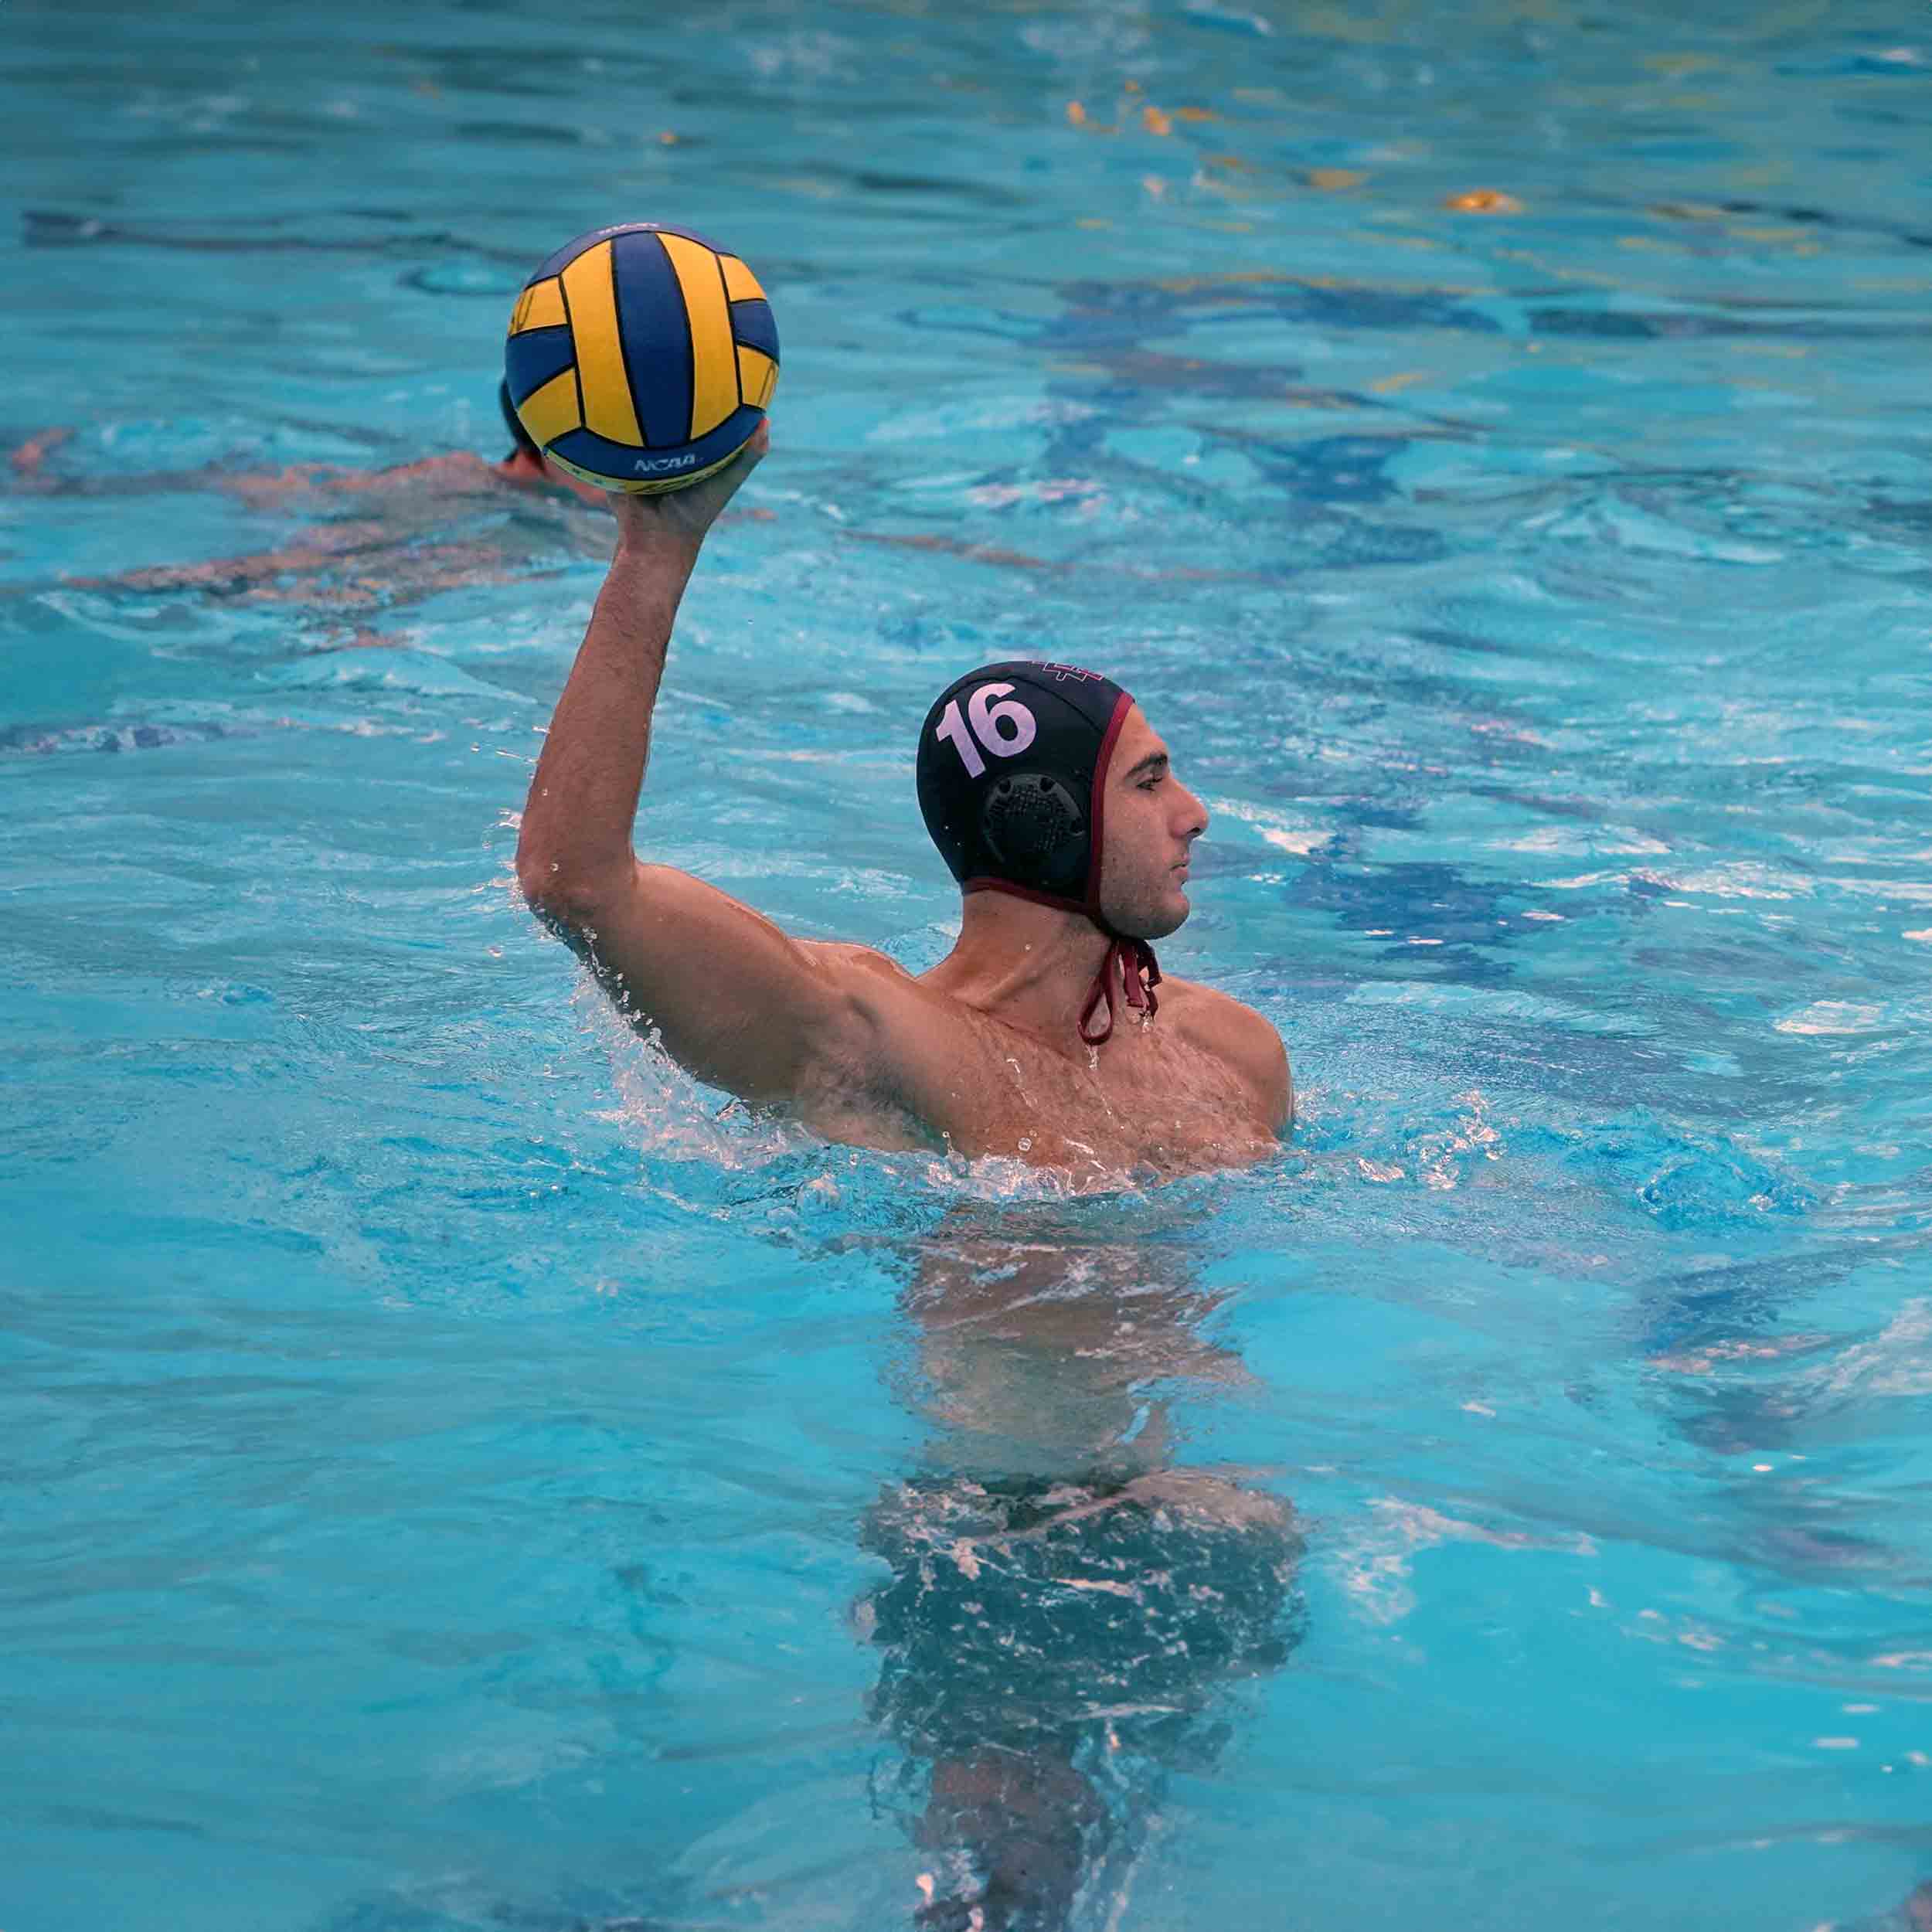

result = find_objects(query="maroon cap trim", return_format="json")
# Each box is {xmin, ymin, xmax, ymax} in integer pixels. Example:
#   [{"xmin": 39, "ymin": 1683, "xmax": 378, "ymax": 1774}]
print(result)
[
  {"xmin": 963, "ymin": 876, "xmax": 1086, "ymax": 915},
  {"xmin": 1077, "ymin": 938, "xmax": 1163, "ymax": 1046}
]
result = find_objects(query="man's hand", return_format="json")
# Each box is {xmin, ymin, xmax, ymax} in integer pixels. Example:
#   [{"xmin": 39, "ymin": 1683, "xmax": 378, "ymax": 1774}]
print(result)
[{"xmin": 607, "ymin": 420, "xmax": 770, "ymax": 558}]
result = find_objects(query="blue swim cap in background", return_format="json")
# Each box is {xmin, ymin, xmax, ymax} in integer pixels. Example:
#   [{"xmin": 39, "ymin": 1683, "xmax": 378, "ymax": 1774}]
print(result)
[{"xmin": 916, "ymin": 660, "xmax": 1160, "ymax": 1044}]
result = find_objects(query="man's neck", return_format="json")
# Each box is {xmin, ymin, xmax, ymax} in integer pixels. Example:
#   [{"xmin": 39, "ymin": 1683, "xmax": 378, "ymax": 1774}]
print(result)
[{"xmin": 920, "ymin": 892, "xmax": 1118, "ymax": 1048}]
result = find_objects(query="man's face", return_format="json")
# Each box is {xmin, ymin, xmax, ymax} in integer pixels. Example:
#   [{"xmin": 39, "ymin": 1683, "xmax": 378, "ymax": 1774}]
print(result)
[{"xmin": 1096, "ymin": 705, "xmax": 1209, "ymax": 940}]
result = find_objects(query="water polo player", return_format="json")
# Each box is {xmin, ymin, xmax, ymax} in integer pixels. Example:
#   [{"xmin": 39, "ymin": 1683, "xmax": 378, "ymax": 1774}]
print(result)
[{"xmin": 515, "ymin": 427, "xmax": 1290, "ymax": 1178}]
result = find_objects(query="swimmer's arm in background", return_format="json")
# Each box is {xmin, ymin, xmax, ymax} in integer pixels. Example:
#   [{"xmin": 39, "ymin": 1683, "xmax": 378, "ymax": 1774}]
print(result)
[
  {"xmin": 7, "ymin": 426, "xmax": 600, "ymax": 509},
  {"xmin": 515, "ymin": 425, "xmax": 875, "ymax": 1106},
  {"xmin": 5, "ymin": 423, "xmax": 417, "ymax": 502}
]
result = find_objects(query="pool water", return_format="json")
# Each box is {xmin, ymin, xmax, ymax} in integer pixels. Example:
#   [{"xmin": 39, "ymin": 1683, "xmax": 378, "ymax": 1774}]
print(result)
[{"xmin": 6, "ymin": 2, "xmax": 1932, "ymax": 1927}]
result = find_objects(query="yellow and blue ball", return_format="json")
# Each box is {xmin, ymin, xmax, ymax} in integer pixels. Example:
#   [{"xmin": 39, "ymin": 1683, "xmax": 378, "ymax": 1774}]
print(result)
[{"xmin": 504, "ymin": 222, "xmax": 779, "ymax": 495}]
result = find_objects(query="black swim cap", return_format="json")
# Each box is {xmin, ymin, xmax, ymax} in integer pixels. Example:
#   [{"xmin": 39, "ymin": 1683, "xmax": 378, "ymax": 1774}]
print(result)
[
  {"xmin": 917, "ymin": 660, "xmax": 1161, "ymax": 1044},
  {"xmin": 498, "ymin": 378, "xmax": 543, "ymax": 463}
]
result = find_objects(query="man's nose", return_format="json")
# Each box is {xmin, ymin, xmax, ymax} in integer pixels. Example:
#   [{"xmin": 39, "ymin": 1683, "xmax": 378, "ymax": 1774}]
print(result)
[{"xmin": 1177, "ymin": 785, "xmax": 1209, "ymax": 841}]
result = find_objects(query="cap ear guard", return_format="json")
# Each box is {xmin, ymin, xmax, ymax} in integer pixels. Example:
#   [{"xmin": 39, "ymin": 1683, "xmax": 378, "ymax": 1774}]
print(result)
[{"xmin": 980, "ymin": 772, "xmax": 1087, "ymax": 894}]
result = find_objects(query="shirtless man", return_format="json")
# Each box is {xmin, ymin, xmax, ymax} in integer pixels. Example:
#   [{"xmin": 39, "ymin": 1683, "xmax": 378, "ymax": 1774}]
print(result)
[{"xmin": 515, "ymin": 423, "xmax": 1291, "ymax": 1179}]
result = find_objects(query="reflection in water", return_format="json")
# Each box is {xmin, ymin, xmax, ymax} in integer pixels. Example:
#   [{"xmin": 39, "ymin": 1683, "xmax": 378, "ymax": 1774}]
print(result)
[{"xmin": 857, "ymin": 1207, "xmax": 1301, "ymax": 1930}]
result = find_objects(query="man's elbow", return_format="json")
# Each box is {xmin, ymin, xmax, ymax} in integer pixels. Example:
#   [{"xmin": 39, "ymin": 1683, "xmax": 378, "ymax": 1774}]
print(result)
[
  {"xmin": 515, "ymin": 843, "xmax": 567, "ymax": 918},
  {"xmin": 515, "ymin": 849, "xmax": 624, "ymax": 937}
]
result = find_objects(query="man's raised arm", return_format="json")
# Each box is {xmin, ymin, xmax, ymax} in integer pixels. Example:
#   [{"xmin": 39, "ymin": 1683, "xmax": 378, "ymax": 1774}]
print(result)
[{"xmin": 514, "ymin": 426, "xmax": 873, "ymax": 1107}]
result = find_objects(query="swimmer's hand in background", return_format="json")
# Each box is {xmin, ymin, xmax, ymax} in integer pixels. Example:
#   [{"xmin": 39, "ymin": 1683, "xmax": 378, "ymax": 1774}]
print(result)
[{"xmin": 608, "ymin": 420, "xmax": 769, "ymax": 558}]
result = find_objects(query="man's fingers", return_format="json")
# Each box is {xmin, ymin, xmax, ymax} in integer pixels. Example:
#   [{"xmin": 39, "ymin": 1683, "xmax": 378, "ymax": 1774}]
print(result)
[
  {"xmin": 610, "ymin": 418, "xmax": 774, "ymax": 551},
  {"xmin": 706, "ymin": 422, "xmax": 770, "ymax": 497},
  {"xmin": 693, "ymin": 423, "xmax": 770, "ymax": 510}
]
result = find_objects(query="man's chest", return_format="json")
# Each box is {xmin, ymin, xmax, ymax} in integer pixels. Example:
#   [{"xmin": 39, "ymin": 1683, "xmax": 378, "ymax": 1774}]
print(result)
[{"xmin": 910, "ymin": 1017, "xmax": 1271, "ymax": 1173}]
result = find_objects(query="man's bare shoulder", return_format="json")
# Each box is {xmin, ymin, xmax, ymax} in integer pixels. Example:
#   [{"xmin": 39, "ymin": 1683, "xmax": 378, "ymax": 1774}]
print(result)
[{"xmin": 1161, "ymin": 976, "xmax": 1293, "ymax": 1131}]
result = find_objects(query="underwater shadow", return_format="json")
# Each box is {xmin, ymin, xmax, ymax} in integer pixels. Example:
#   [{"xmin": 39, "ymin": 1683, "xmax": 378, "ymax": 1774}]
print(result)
[{"xmin": 855, "ymin": 1197, "xmax": 1302, "ymax": 1930}]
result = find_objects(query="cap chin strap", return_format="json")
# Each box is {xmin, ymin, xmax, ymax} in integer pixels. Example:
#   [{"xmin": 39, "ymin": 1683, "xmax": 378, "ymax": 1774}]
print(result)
[{"xmin": 1077, "ymin": 934, "xmax": 1162, "ymax": 1048}]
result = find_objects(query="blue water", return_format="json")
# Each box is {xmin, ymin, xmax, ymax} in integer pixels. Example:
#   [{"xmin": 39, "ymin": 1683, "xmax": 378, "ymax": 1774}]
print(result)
[{"xmin": 6, "ymin": 2, "xmax": 1932, "ymax": 1927}]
